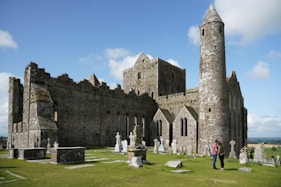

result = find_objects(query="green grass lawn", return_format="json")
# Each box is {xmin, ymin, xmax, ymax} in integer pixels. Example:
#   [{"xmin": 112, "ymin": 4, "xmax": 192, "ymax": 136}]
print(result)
[{"xmin": 0, "ymin": 147, "xmax": 280, "ymax": 187}]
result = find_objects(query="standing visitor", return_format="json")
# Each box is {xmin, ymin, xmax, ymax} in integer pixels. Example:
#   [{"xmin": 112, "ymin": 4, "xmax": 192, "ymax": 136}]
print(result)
[
  {"xmin": 217, "ymin": 141, "xmax": 225, "ymax": 170},
  {"xmin": 211, "ymin": 140, "xmax": 218, "ymax": 169}
]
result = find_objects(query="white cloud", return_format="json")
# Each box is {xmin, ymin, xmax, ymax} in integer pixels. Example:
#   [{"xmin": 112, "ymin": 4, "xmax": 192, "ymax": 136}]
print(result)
[
  {"xmin": 214, "ymin": 0, "xmax": 281, "ymax": 45},
  {"xmin": 269, "ymin": 50, "xmax": 281, "ymax": 58},
  {"xmin": 167, "ymin": 59, "xmax": 181, "ymax": 68},
  {"xmin": 108, "ymin": 54, "xmax": 138, "ymax": 80},
  {"xmin": 81, "ymin": 48, "xmax": 181, "ymax": 86},
  {"xmin": 0, "ymin": 72, "xmax": 14, "ymax": 137},
  {"xmin": 248, "ymin": 113, "xmax": 281, "ymax": 137},
  {"xmin": 105, "ymin": 48, "xmax": 136, "ymax": 80},
  {"xmin": 105, "ymin": 48, "xmax": 130, "ymax": 59},
  {"xmin": 245, "ymin": 61, "xmax": 270, "ymax": 79},
  {"xmin": 187, "ymin": 25, "xmax": 200, "ymax": 46},
  {"xmin": 0, "ymin": 30, "xmax": 18, "ymax": 49}
]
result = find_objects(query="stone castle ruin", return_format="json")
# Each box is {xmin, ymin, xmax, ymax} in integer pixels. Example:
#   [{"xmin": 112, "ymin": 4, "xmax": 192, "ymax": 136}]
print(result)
[{"xmin": 8, "ymin": 5, "xmax": 247, "ymax": 157}]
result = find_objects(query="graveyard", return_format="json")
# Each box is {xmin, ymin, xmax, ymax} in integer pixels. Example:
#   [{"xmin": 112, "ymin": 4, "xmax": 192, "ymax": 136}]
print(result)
[{"xmin": 0, "ymin": 144, "xmax": 280, "ymax": 187}]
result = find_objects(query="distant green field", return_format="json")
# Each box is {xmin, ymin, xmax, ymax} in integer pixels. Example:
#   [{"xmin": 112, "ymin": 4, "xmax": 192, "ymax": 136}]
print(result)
[{"xmin": 0, "ymin": 147, "xmax": 280, "ymax": 187}]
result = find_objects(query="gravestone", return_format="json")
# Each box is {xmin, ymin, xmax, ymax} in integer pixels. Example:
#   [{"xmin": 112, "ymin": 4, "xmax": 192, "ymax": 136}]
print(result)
[
  {"xmin": 177, "ymin": 146, "xmax": 184, "ymax": 155},
  {"xmin": 239, "ymin": 167, "xmax": 252, "ymax": 172},
  {"xmin": 129, "ymin": 132, "xmax": 134, "ymax": 146},
  {"xmin": 276, "ymin": 155, "xmax": 280, "ymax": 166},
  {"xmin": 47, "ymin": 138, "xmax": 51, "ymax": 153},
  {"xmin": 127, "ymin": 124, "xmax": 147, "ymax": 167},
  {"xmin": 165, "ymin": 160, "xmax": 183, "ymax": 168},
  {"xmin": 203, "ymin": 145, "xmax": 210, "ymax": 156},
  {"xmin": 229, "ymin": 139, "xmax": 237, "ymax": 158},
  {"xmin": 129, "ymin": 156, "xmax": 142, "ymax": 168},
  {"xmin": 54, "ymin": 141, "xmax": 59, "ymax": 149},
  {"xmin": 253, "ymin": 143, "xmax": 266, "ymax": 163},
  {"xmin": 141, "ymin": 140, "xmax": 146, "ymax": 147},
  {"xmin": 50, "ymin": 147, "xmax": 85, "ymax": 164},
  {"xmin": 114, "ymin": 132, "xmax": 122, "ymax": 153},
  {"xmin": 153, "ymin": 138, "xmax": 159, "ymax": 154},
  {"xmin": 187, "ymin": 145, "xmax": 193, "ymax": 156},
  {"xmin": 158, "ymin": 136, "xmax": 165, "ymax": 152},
  {"xmin": 170, "ymin": 169, "xmax": 192, "ymax": 173},
  {"xmin": 239, "ymin": 146, "xmax": 248, "ymax": 164},
  {"xmin": 165, "ymin": 139, "xmax": 170, "ymax": 148},
  {"xmin": 171, "ymin": 139, "xmax": 177, "ymax": 154},
  {"xmin": 121, "ymin": 140, "xmax": 128, "ymax": 153},
  {"xmin": 18, "ymin": 148, "xmax": 46, "ymax": 160}
]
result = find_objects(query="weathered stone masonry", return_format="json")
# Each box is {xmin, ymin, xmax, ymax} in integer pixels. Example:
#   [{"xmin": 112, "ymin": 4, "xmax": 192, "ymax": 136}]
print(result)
[
  {"xmin": 9, "ymin": 63, "xmax": 157, "ymax": 148},
  {"xmin": 8, "ymin": 5, "xmax": 247, "ymax": 157}
]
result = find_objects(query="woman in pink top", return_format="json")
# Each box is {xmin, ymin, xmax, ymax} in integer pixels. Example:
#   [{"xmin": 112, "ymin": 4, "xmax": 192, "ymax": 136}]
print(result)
[{"xmin": 212, "ymin": 140, "xmax": 218, "ymax": 169}]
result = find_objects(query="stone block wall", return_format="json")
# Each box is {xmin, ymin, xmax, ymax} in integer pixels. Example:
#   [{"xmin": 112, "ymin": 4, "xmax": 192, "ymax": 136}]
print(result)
[{"xmin": 9, "ymin": 63, "xmax": 158, "ymax": 148}]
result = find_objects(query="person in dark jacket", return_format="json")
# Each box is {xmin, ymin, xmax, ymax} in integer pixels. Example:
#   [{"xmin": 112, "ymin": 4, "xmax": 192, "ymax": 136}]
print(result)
[{"xmin": 217, "ymin": 141, "xmax": 225, "ymax": 170}]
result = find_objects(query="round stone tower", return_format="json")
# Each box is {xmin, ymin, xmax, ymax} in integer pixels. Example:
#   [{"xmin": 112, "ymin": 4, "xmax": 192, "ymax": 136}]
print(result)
[{"xmin": 198, "ymin": 5, "xmax": 229, "ymax": 153}]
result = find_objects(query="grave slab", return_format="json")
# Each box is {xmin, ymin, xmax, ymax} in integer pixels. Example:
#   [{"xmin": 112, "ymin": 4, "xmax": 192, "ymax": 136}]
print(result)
[
  {"xmin": 170, "ymin": 169, "xmax": 192, "ymax": 173},
  {"xmin": 238, "ymin": 167, "xmax": 252, "ymax": 172},
  {"xmin": 165, "ymin": 160, "xmax": 183, "ymax": 168}
]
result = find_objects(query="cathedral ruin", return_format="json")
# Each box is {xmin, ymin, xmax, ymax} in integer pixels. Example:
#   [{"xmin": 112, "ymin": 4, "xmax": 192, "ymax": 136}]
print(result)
[{"xmin": 8, "ymin": 5, "xmax": 247, "ymax": 156}]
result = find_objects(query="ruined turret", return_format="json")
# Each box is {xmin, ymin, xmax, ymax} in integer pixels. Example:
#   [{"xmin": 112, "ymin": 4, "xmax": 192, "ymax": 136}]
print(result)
[{"xmin": 198, "ymin": 5, "xmax": 229, "ymax": 153}]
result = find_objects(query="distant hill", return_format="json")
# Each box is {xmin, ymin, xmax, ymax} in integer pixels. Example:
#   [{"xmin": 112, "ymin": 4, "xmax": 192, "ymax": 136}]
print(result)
[{"xmin": 248, "ymin": 137, "xmax": 281, "ymax": 144}]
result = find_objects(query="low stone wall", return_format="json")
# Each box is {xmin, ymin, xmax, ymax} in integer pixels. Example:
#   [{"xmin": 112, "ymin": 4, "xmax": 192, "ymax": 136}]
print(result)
[
  {"xmin": 50, "ymin": 147, "xmax": 85, "ymax": 164},
  {"xmin": 17, "ymin": 148, "xmax": 46, "ymax": 160}
]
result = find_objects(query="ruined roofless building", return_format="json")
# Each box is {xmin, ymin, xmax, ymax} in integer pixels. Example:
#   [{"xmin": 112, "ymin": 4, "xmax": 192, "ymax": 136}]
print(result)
[{"xmin": 8, "ymin": 5, "xmax": 247, "ymax": 157}]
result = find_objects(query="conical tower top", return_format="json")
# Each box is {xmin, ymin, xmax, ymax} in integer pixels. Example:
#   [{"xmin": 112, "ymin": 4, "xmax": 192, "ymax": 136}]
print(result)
[{"xmin": 202, "ymin": 4, "xmax": 223, "ymax": 25}]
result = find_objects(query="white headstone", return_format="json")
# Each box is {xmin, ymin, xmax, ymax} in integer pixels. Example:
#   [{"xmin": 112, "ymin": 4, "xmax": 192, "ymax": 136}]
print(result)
[
  {"xmin": 253, "ymin": 143, "xmax": 266, "ymax": 163},
  {"xmin": 153, "ymin": 138, "xmax": 159, "ymax": 154},
  {"xmin": 171, "ymin": 139, "xmax": 177, "ymax": 154},
  {"xmin": 187, "ymin": 145, "xmax": 193, "ymax": 156},
  {"xmin": 47, "ymin": 138, "xmax": 51, "ymax": 153},
  {"xmin": 239, "ymin": 147, "xmax": 248, "ymax": 164},
  {"xmin": 121, "ymin": 140, "xmax": 128, "ymax": 153},
  {"xmin": 129, "ymin": 132, "xmax": 134, "ymax": 146},
  {"xmin": 54, "ymin": 141, "xmax": 59, "ymax": 149},
  {"xmin": 129, "ymin": 156, "xmax": 143, "ymax": 168},
  {"xmin": 177, "ymin": 146, "xmax": 184, "ymax": 155},
  {"xmin": 158, "ymin": 136, "xmax": 165, "ymax": 152},
  {"xmin": 114, "ymin": 132, "xmax": 122, "ymax": 152},
  {"xmin": 141, "ymin": 140, "xmax": 146, "ymax": 147},
  {"xmin": 276, "ymin": 155, "xmax": 280, "ymax": 166},
  {"xmin": 229, "ymin": 139, "xmax": 237, "ymax": 158},
  {"xmin": 165, "ymin": 160, "xmax": 183, "ymax": 168}
]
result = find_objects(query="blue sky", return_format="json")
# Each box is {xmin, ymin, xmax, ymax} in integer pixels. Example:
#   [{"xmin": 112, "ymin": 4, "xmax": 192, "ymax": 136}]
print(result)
[{"xmin": 1, "ymin": 0, "xmax": 281, "ymax": 137}]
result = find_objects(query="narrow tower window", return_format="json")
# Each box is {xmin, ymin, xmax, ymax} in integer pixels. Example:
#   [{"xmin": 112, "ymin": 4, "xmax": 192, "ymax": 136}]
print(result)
[
  {"xmin": 157, "ymin": 120, "xmax": 162, "ymax": 136},
  {"xmin": 137, "ymin": 72, "xmax": 141, "ymax": 79},
  {"xmin": 184, "ymin": 118, "xmax": 188, "ymax": 136},
  {"xmin": 181, "ymin": 118, "xmax": 184, "ymax": 136},
  {"xmin": 202, "ymin": 29, "xmax": 205, "ymax": 36},
  {"xmin": 54, "ymin": 111, "xmax": 58, "ymax": 122}
]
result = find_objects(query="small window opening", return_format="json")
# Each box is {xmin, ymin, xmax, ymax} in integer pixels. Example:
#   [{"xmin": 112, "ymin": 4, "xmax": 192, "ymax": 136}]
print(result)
[
  {"xmin": 202, "ymin": 29, "xmax": 205, "ymax": 36},
  {"xmin": 54, "ymin": 111, "xmax": 58, "ymax": 122},
  {"xmin": 209, "ymin": 108, "xmax": 211, "ymax": 112},
  {"xmin": 138, "ymin": 72, "xmax": 141, "ymax": 79}
]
